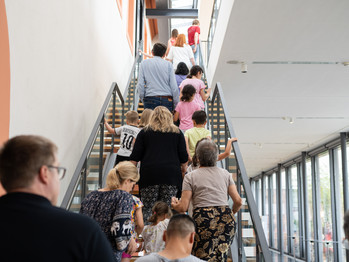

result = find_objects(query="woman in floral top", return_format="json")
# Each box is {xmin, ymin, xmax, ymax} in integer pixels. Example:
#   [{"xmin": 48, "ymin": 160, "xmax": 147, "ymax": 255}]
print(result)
[{"xmin": 80, "ymin": 161, "xmax": 140, "ymax": 262}]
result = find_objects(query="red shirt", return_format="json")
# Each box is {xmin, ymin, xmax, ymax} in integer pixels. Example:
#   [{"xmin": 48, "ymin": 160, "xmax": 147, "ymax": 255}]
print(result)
[{"xmin": 188, "ymin": 25, "xmax": 200, "ymax": 46}]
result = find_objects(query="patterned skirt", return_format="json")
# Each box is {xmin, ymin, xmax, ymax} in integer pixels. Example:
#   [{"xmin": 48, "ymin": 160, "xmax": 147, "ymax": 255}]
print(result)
[{"xmin": 192, "ymin": 206, "xmax": 237, "ymax": 262}]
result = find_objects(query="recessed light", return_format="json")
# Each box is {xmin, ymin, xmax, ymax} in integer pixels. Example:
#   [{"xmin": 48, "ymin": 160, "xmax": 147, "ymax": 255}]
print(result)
[{"xmin": 226, "ymin": 60, "xmax": 240, "ymax": 64}]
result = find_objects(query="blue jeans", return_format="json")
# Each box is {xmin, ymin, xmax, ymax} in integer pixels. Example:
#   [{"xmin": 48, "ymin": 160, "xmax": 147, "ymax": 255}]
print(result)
[
  {"xmin": 143, "ymin": 96, "xmax": 174, "ymax": 112},
  {"xmin": 191, "ymin": 44, "xmax": 200, "ymax": 64}
]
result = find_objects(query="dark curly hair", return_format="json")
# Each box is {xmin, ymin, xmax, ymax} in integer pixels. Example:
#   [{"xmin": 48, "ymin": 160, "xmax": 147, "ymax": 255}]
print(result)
[
  {"xmin": 187, "ymin": 65, "xmax": 203, "ymax": 79},
  {"xmin": 175, "ymin": 62, "xmax": 189, "ymax": 76},
  {"xmin": 180, "ymin": 84, "xmax": 196, "ymax": 102}
]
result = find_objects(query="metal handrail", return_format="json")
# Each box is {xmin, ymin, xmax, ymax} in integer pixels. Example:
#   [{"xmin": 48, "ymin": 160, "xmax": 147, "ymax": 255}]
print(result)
[
  {"xmin": 210, "ymin": 83, "xmax": 272, "ymax": 261},
  {"xmin": 61, "ymin": 43, "xmax": 143, "ymax": 209},
  {"xmin": 61, "ymin": 82, "xmax": 122, "ymax": 208},
  {"xmin": 123, "ymin": 41, "xmax": 142, "ymax": 102}
]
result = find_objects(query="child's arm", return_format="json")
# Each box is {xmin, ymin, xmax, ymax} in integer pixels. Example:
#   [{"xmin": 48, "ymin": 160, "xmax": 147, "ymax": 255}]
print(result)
[
  {"xmin": 184, "ymin": 136, "xmax": 192, "ymax": 162},
  {"xmin": 139, "ymin": 49, "xmax": 153, "ymax": 58},
  {"xmin": 135, "ymin": 208, "xmax": 144, "ymax": 235},
  {"xmin": 173, "ymin": 111, "xmax": 179, "ymax": 122},
  {"xmin": 104, "ymin": 118, "xmax": 116, "ymax": 135},
  {"xmin": 218, "ymin": 137, "xmax": 238, "ymax": 161}
]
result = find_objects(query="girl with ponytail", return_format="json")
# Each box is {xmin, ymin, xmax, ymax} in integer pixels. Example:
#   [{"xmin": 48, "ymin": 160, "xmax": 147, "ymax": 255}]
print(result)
[
  {"xmin": 173, "ymin": 84, "xmax": 202, "ymax": 132},
  {"xmin": 142, "ymin": 201, "xmax": 172, "ymax": 254},
  {"xmin": 179, "ymin": 65, "xmax": 211, "ymax": 109}
]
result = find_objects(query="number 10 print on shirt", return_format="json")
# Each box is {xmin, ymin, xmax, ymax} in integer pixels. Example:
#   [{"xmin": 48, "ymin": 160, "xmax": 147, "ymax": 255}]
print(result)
[{"xmin": 114, "ymin": 125, "xmax": 140, "ymax": 157}]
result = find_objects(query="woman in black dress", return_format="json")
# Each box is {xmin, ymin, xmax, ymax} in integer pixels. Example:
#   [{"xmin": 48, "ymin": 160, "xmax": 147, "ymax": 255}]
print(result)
[{"xmin": 130, "ymin": 106, "xmax": 188, "ymax": 223}]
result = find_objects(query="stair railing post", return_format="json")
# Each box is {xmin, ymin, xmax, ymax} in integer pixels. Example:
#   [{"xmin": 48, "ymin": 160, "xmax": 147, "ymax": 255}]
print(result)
[
  {"xmin": 81, "ymin": 160, "xmax": 87, "ymax": 200},
  {"xmin": 111, "ymin": 90, "xmax": 116, "ymax": 150},
  {"xmin": 224, "ymin": 116, "xmax": 228, "ymax": 170},
  {"xmin": 98, "ymin": 120, "xmax": 104, "ymax": 189},
  {"xmin": 217, "ymin": 93, "xmax": 221, "ymax": 152},
  {"xmin": 237, "ymin": 170, "xmax": 243, "ymax": 262}
]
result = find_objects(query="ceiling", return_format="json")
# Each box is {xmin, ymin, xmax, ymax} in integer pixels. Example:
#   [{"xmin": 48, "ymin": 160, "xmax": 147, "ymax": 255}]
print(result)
[{"xmin": 210, "ymin": 0, "xmax": 349, "ymax": 177}]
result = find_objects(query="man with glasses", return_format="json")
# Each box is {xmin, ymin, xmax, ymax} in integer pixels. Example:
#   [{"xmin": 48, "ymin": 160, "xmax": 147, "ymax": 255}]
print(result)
[{"xmin": 0, "ymin": 135, "xmax": 115, "ymax": 261}]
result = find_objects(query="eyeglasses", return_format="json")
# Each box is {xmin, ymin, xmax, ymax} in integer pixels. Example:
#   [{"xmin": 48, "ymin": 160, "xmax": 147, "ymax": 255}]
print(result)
[{"xmin": 47, "ymin": 165, "xmax": 67, "ymax": 180}]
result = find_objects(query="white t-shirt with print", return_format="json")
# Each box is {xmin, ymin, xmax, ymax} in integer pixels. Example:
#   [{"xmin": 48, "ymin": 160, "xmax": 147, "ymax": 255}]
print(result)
[{"xmin": 115, "ymin": 125, "xmax": 140, "ymax": 157}]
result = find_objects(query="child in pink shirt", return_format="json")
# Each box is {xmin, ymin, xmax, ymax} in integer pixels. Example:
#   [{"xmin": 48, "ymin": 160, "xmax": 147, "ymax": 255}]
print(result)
[
  {"xmin": 179, "ymin": 65, "xmax": 210, "ymax": 109},
  {"xmin": 173, "ymin": 84, "xmax": 201, "ymax": 132}
]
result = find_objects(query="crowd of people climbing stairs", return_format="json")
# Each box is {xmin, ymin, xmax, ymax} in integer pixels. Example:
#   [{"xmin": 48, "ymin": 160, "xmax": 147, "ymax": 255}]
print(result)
[{"xmin": 0, "ymin": 19, "xmax": 242, "ymax": 262}]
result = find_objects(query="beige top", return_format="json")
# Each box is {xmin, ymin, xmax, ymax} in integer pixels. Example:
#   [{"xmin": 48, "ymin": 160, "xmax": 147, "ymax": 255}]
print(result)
[{"xmin": 182, "ymin": 166, "xmax": 234, "ymax": 208}]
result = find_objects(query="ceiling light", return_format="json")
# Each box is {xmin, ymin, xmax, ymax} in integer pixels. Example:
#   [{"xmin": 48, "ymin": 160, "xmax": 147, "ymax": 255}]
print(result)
[
  {"xmin": 289, "ymin": 117, "xmax": 294, "ymax": 124},
  {"xmin": 226, "ymin": 60, "xmax": 240, "ymax": 64},
  {"xmin": 241, "ymin": 62, "xmax": 247, "ymax": 73}
]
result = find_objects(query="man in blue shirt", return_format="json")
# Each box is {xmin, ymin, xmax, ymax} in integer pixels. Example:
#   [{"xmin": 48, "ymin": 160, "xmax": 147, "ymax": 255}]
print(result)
[{"xmin": 137, "ymin": 43, "xmax": 179, "ymax": 112}]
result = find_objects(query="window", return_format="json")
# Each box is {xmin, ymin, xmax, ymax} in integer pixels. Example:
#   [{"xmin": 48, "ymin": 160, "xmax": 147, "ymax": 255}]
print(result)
[
  {"xmin": 281, "ymin": 169, "xmax": 288, "ymax": 252},
  {"xmin": 334, "ymin": 147, "xmax": 346, "ymax": 261},
  {"xmin": 306, "ymin": 159, "xmax": 315, "ymax": 260},
  {"xmin": 290, "ymin": 165, "xmax": 300, "ymax": 257},
  {"xmin": 317, "ymin": 152, "xmax": 333, "ymax": 262},
  {"xmin": 263, "ymin": 175, "xmax": 269, "ymax": 245},
  {"xmin": 271, "ymin": 173, "xmax": 278, "ymax": 249}
]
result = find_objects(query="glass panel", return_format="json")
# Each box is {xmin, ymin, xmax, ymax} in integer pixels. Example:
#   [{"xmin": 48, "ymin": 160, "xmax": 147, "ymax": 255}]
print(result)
[
  {"xmin": 170, "ymin": 18, "xmax": 193, "ymax": 36},
  {"xmin": 264, "ymin": 175, "xmax": 270, "ymax": 245},
  {"xmin": 272, "ymin": 172, "xmax": 278, "ymax": 249},
  {"xmin": 69, "ymin": 175, "xmax": 83, "ymax": 213},
  {"xmin": 206, "ymin": 0, "xmax": 222, "ymax": 63},
  {"xmin": 318, "ymin": 152, "xmax": 333, "ymax": 262},
  {"xmin": 334, "ymin": 147, "xmax": 346, "ymax": 261},
  {"xmin": 281, "ymin": 169, "xmax": 288, "ymax": 253},
  {"xmin": 170, "ymin": 0, "xmax": 193, "ymax": 8},
  {"xmin": 290, "ymin": 165, "xmax": 300, "ymax": 257},
  {"xmin": 306, "ymin": 159, "xmax": 315, "ymax": 261}
]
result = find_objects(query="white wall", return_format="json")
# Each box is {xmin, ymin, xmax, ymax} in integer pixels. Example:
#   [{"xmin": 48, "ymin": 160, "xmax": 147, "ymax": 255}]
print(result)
[
  {"xmin": 198, "ymin": 0, "xmax": 214, "ymax": 41},
  {"xmin": 5, "ymin": 0, "xmax": 135, "ymax": 203}
]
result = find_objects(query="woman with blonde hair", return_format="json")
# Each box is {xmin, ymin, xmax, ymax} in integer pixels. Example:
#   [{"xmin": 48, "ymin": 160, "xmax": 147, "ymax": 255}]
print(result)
[
  {"xmin": 167, "ymin": 34, "xmax": 195, "ymax": 71},
  {"xmin": 138, "ymin": 109, "xmax": 153, "ymax": 129},
  {"xmin": 80, "ymin": 161, "xmax": 140, "ymax": 262},
  {"xmin": 130, "ymin": 106, "xmax": 188, "ymax": 223}
]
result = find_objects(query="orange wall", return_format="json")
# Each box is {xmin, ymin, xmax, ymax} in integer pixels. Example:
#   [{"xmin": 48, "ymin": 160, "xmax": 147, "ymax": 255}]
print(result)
[
  {"xmin": 116, "ymin": 0, "xmax": 122, "ymax": 17},
  {"xmin": 0, "ymin": 0, "xmax": 10, "ymax": 196},
  {"xmin": 127, "ymin": 0, "xmax": 134, "ymax": 53},
  {"xmin": 0, "ymin": 0, "xmax": 10, "ymax": 146}
]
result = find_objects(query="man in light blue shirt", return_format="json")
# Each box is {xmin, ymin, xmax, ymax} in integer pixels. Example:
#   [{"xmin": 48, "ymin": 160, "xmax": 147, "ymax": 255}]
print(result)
[{"xmin": 137, "ymin": 43, "xmax": 180, "ymax": 112}]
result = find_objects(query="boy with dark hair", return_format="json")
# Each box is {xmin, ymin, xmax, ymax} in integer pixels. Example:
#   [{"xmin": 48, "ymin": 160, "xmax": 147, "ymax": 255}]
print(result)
[
  {"xmin": 152, "ymin": 43, "xmax": 167, "ymax": 57},
  {"xmin": 184, "ymin": 110, "xmax": 211, "ymax": 161},
  {"xmin": 136, "ymin": 214, "xmax": 204, "ymax": 262},
  {"xmin": 105, "ymin": 110, "xmax": 140, "ymax": 164}
]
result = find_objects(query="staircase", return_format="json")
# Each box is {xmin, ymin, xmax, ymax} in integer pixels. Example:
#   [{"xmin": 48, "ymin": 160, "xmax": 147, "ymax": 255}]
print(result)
[
  {"xmin": 62, "ymin": 48, "xmax": 271, "ymax": 261},
  {"xmin": 68, "ymin": 90, "xmax": 124, "ymax": 212},
  {"xmin": 63, "ymin": 52, "xmax": 143, "ymax": 212}
]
